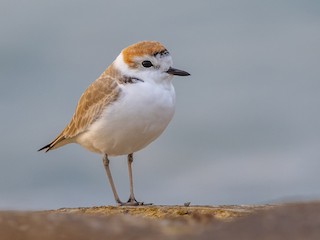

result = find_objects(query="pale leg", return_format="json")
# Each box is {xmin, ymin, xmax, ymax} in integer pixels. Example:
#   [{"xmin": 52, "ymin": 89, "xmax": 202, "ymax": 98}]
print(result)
[
  {"xmin": 102, "ymin": 154, "xmax": 123, "ymax": 205},
  {"xmin": 126, "ymin": 153, "xmax": 152, "ymax": 206},
  {"xmin": 127, "ymin": 153, "xmax": 138, "ymax": 204}
]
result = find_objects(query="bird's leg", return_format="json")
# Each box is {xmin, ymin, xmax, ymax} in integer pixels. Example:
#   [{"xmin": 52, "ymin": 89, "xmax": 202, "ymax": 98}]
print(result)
[
  {"xmin": 125, "ymin": 153, "xmax": 152, "ymax": 206},
  {"xmin": 126, "ymin": 153, "xmax": 139, "ymax": 204},
  {"xmin": 102, "ymin": 154, "xmax": 123, "ymax": 206}
]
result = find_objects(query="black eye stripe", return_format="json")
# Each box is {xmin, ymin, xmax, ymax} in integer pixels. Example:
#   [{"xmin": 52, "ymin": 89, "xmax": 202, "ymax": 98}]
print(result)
[
  {"xmin": 142, "ymin": 60, "xmax": 153, "ymax": 68},
  {"xmin": 153, "ymin": 49, "xmax": 169, "ymax": 57}
]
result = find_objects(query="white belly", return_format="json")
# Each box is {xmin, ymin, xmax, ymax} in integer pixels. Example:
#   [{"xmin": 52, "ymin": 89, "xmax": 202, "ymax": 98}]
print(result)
[{"xmin": 76, "ymin": 81, "xmax": 175, "ymax": 156}]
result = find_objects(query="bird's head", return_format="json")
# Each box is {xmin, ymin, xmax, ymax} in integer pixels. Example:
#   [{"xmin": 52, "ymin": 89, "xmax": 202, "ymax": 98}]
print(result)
[{"xmin": 114, "ymin": 41, "xmax": 190, "ymax": 83}]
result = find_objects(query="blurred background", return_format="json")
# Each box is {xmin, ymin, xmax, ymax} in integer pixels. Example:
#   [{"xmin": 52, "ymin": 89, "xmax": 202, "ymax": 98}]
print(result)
[{"xmin": 1, "ymin": 0, "xmax": 320, "ymax": 210}]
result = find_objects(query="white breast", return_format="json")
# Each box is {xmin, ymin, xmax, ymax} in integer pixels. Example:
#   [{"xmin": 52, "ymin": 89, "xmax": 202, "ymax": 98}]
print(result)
[{"xmin": 76, "ymin": 80, "xmax": 175, "ymax": 156}]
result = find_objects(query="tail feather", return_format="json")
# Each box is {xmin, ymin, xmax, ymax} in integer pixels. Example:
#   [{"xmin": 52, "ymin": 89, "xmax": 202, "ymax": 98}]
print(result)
[
  {"xmin": 38, "ymin": 134, "xmax": 68, "ymax": 152},
  {"xmin": 38, "ymin": 143, "xmax": 52, "ymax": 152}
]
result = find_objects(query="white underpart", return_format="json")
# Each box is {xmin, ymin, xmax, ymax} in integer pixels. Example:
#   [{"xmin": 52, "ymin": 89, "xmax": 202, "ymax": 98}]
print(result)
[{"xmin": 76, "ymin": 53, "xmax": 176, "ymax": 156}]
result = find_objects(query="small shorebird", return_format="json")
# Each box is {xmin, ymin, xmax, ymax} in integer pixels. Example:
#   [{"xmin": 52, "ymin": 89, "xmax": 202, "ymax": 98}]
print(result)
[{"xmin": 39, "ymin": 41, "xmax": 190, "ymax": 206}]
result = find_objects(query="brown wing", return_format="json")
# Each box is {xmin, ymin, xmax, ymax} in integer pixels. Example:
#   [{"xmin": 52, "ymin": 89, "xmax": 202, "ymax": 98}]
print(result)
[{"xmin": 39, "ymin": 65, "xmax": 121, "ymax": 152}]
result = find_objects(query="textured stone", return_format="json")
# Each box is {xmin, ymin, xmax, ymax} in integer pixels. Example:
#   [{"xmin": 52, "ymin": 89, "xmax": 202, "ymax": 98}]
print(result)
[{"xmin": 0, "ymin": 203, "xmax": 319, "ymax": 240}]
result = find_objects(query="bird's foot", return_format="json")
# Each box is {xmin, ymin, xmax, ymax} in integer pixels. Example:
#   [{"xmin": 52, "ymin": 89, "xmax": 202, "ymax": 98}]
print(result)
[{"xmin": 117, "ymin": 197, "xmax": 152, "ymax": 206}]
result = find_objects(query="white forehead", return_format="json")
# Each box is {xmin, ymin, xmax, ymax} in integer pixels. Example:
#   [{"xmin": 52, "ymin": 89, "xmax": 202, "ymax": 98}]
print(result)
[{"xmin": 154, "ymin": 51, "xmax": 173, "ymax": 66}]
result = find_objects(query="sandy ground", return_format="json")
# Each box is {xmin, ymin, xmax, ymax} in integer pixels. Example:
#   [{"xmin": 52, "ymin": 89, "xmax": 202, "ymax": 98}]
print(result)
[{"xmin": 0, "ymin": 202, "xmax": 320, "ymax": 239}]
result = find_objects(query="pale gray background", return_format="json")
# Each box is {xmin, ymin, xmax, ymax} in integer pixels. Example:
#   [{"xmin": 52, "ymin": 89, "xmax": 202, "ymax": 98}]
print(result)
[{"xmin": 1, "ymin": 0, "xmax": 320, "ymax": 210}]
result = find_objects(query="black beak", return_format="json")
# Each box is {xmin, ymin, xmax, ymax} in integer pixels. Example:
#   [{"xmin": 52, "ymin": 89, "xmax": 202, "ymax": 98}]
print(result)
[{"xmin": 166, "ymin": 67, "xmax": 190, "ymax": 76}]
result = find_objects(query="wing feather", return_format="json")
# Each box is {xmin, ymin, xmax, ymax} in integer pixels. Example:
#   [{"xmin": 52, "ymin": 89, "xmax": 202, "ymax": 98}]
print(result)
[{"xmin": 39, "ymin": 65, "xmax": 121, "ymax": 151}]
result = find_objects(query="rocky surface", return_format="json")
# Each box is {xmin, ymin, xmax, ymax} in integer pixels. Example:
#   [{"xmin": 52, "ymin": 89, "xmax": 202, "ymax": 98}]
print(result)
[{"xmin": 0, "ymin": 202, "xmax": 320, "ymax": 239}]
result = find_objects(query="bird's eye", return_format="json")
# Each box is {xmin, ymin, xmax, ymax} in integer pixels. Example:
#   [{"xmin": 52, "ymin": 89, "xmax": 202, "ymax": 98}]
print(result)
[{"xmin": 142, "ymin": 60, "xmax": 153, "ymax": 68}]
